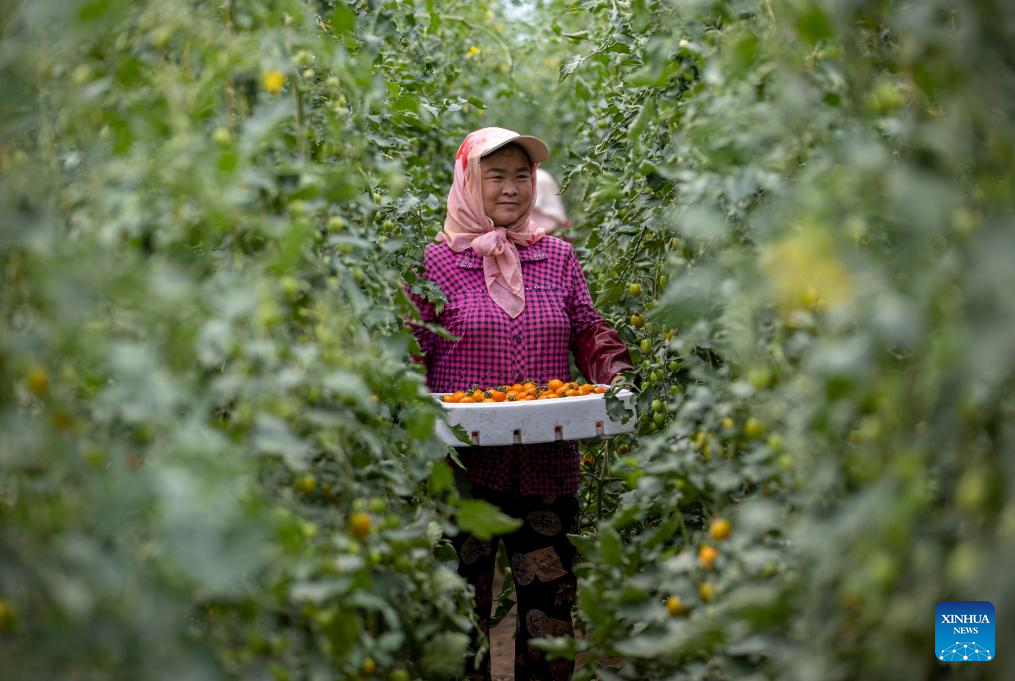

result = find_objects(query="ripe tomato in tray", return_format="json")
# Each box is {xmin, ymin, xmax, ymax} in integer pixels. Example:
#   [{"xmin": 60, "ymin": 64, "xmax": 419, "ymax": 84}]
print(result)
[{"xmin": 432, "ymin": 382, "xmax": 635, "ymax": 446}]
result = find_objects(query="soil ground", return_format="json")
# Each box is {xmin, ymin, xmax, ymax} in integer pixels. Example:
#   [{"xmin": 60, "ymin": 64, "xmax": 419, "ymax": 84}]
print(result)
[{"xmin": 489, "ymin": 566, "xmax": 515, "ymax": 681}]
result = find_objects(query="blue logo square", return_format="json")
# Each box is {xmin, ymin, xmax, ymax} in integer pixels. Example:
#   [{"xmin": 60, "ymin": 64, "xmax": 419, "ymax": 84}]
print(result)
[{"xmin": 936, "ymin": 601, "xmax": 995, "ymax": 662}]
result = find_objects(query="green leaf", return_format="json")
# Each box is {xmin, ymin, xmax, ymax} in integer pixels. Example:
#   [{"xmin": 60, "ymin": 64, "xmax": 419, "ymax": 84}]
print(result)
[
  {"xmin": 269, "ymin": 219, "xmax": 310, "ymax": 274},
  {"xmin": 391, "ymin": 94, "xmax": 420, "ymax": 113},
  {"xmin": 331, "ymin": 4, "xmax": 357, "ymax": 35},
  {"xmin": 796, "ymin": 5, "xmax": 834, "ymax": 44},
  {"xmin": 719, "ymin": 584, "xmax": 792, "ymax": 627},
  {"xmin": 489, "ymin": 572, "xmax": 515, "ymax": 628},
  {"xmin": 574, "ymin": 75, "xmax": 591, "ymax": 101},
  {"xmin": 420, "ymin": 632, "xmax": 469, "ymax": 677},
  {"xmin": 559, "ymin": 56, "xmax": 583, "ymax": 82},
  {"xmin": 448, "ymin": 422, "xmax": 472, "ymax": 445},
  {"xmin": 605, "ymin": 392, "xmax": 635, "ymax": 424},
  {"xmin": 568, "ymin": 533, "xmax": 597, "ymax": 556},
  {"xmin": 240, "ymin": 100, "xmax": 295, "ymax": 151},
  {"xmin": 404, "ymin": 406, "xmax": 434, "ymax": 440},
  {"xmin": 253, "ymin": 415, "xmax": 311, "ymax": 469},
  {"xmin": 595, "ymin": 277, "xmax": 626, "ymax": 308},
  {"xmin": 599, "ymin": 526, "xmax": 623, "ymax": 567},
  {"xmin": 428, "ymin": 460, "xmax": 454, "ymax": 496},
  {"xmin": 323, "ymin": 370, "xmax": 373, "ymax": 410},
  {"xmin": 454, "ymin": 499, "xmax": 522, "ymax": 541},
  {"xmin": 727, "ymin": 32, "xmax": 759, "ymax": 77},
  {"xmin": 653, "ymin": 267, "xmax": 725, "ymax": 326},
  {"xmin": 347, "ymin": 591, "xmax": 400, "ymax": 630},
  {"xmin": 528, "ymin": 634, "xmax": 588, "ymax": 660},
  {"xmin": 643, "ymin": 514, "xmax": 679, "ymax": 550},
  {"xmin": 613, "ymin": 622, "xmax": 691, "ymax": 659},
  {"xmin": 629, "ymin": 96, "xmax": 656, "ymax": 144}
]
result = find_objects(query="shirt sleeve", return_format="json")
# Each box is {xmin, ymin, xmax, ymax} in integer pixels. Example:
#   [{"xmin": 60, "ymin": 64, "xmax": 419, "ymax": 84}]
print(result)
[
  {"xmin": 573, "ymin": 320, "xmax": 634, "ymax": 385},
  {"xmin": 565, "ymin": 243, "xmax": 604, "ymax": 342}
]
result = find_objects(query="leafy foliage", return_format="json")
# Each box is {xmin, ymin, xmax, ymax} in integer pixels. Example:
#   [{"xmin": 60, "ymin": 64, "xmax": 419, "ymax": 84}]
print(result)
[
  {"xmin": 2, "ymin": 0, "xmax": 1014, "ymax": 680},
  {"xmin": 543, "ymin": 0, "xmax": 1015, "ymax": 679},
  {"xmin": 0, "ymin": 1, "xmax": 517, "ymax": 679}
]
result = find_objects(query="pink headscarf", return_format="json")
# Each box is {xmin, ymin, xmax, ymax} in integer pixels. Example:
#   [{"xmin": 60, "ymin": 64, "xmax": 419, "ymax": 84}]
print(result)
[{"xmin": 438, "ymin": 128, "xmax": 547, "ymax": 318}]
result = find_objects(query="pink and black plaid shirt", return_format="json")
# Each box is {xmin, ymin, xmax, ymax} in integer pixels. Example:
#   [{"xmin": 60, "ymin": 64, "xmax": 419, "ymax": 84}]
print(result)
[{"xmin": 407, "ymin": 235, "xmax": 603, "ymax": 496}]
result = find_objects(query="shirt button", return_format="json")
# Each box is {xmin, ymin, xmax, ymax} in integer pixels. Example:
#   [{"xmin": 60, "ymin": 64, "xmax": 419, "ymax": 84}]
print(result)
[{"xmin": 514, "ymin": 334, "xmax": 522, "ymax": 343}]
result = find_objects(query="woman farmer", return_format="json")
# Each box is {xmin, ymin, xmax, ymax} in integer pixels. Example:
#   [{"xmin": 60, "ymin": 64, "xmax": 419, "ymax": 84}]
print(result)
[{"xmin": 406, "ymin": 127, "xmax": 632, "ymax": 681}]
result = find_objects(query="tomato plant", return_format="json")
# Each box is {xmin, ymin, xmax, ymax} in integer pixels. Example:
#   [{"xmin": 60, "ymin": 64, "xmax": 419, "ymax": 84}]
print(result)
[
  {"xmin": 541, "ymin": 0, "xmax": 1015, "ymax": 679},
  {"xmin": 0, "ymin": 2, "xmax": 524, "ymax": 680}
]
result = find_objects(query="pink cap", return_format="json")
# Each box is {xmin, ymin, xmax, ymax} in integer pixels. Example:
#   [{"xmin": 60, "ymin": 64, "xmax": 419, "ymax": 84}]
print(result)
[{"xmin": 474, "ymin": 127, "xmax": 549, "ymax": 164}]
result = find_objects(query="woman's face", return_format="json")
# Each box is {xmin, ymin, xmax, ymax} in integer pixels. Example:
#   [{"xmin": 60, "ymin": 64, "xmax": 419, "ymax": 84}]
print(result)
[{"xmin": 480, "ymin": 146, "xmax": 532, "ymax": 227}]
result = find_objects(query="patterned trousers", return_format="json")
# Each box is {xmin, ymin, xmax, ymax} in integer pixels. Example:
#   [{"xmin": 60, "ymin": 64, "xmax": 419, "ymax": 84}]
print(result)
[{"xmin": 452, "ymin": 484, "xmax": 579, "ymax": 681}]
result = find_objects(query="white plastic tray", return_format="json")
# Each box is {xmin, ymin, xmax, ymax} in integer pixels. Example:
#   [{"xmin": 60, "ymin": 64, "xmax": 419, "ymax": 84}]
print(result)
[{"xmin": 433, "ymin": 387, "xmax": 636, "ymax": 446}]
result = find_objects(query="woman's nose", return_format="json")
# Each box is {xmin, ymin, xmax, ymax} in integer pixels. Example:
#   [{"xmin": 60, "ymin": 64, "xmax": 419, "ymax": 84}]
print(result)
[{"xmin": 502, "ymin": 182, "xmax": 519, "ymax": 196}]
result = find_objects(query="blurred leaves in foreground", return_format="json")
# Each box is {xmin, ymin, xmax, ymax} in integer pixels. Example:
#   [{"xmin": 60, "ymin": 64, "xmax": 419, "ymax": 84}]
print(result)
[
  {"xmin": 1, "ymin": 0, "xmax": 523, "ymax": 679},
  {"xmin": 547, "ymin": 0, "xmax": 1015, "ymax": 679},
  {"xmin": 2, "ymin": 0, "xmax": 1015, "ymax": 680}
]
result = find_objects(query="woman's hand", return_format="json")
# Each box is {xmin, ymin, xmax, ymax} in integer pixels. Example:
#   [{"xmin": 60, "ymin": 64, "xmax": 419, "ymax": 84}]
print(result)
[{"xmin": 609, "ymin": 374, "xmax": 626, "ymax": 386}]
